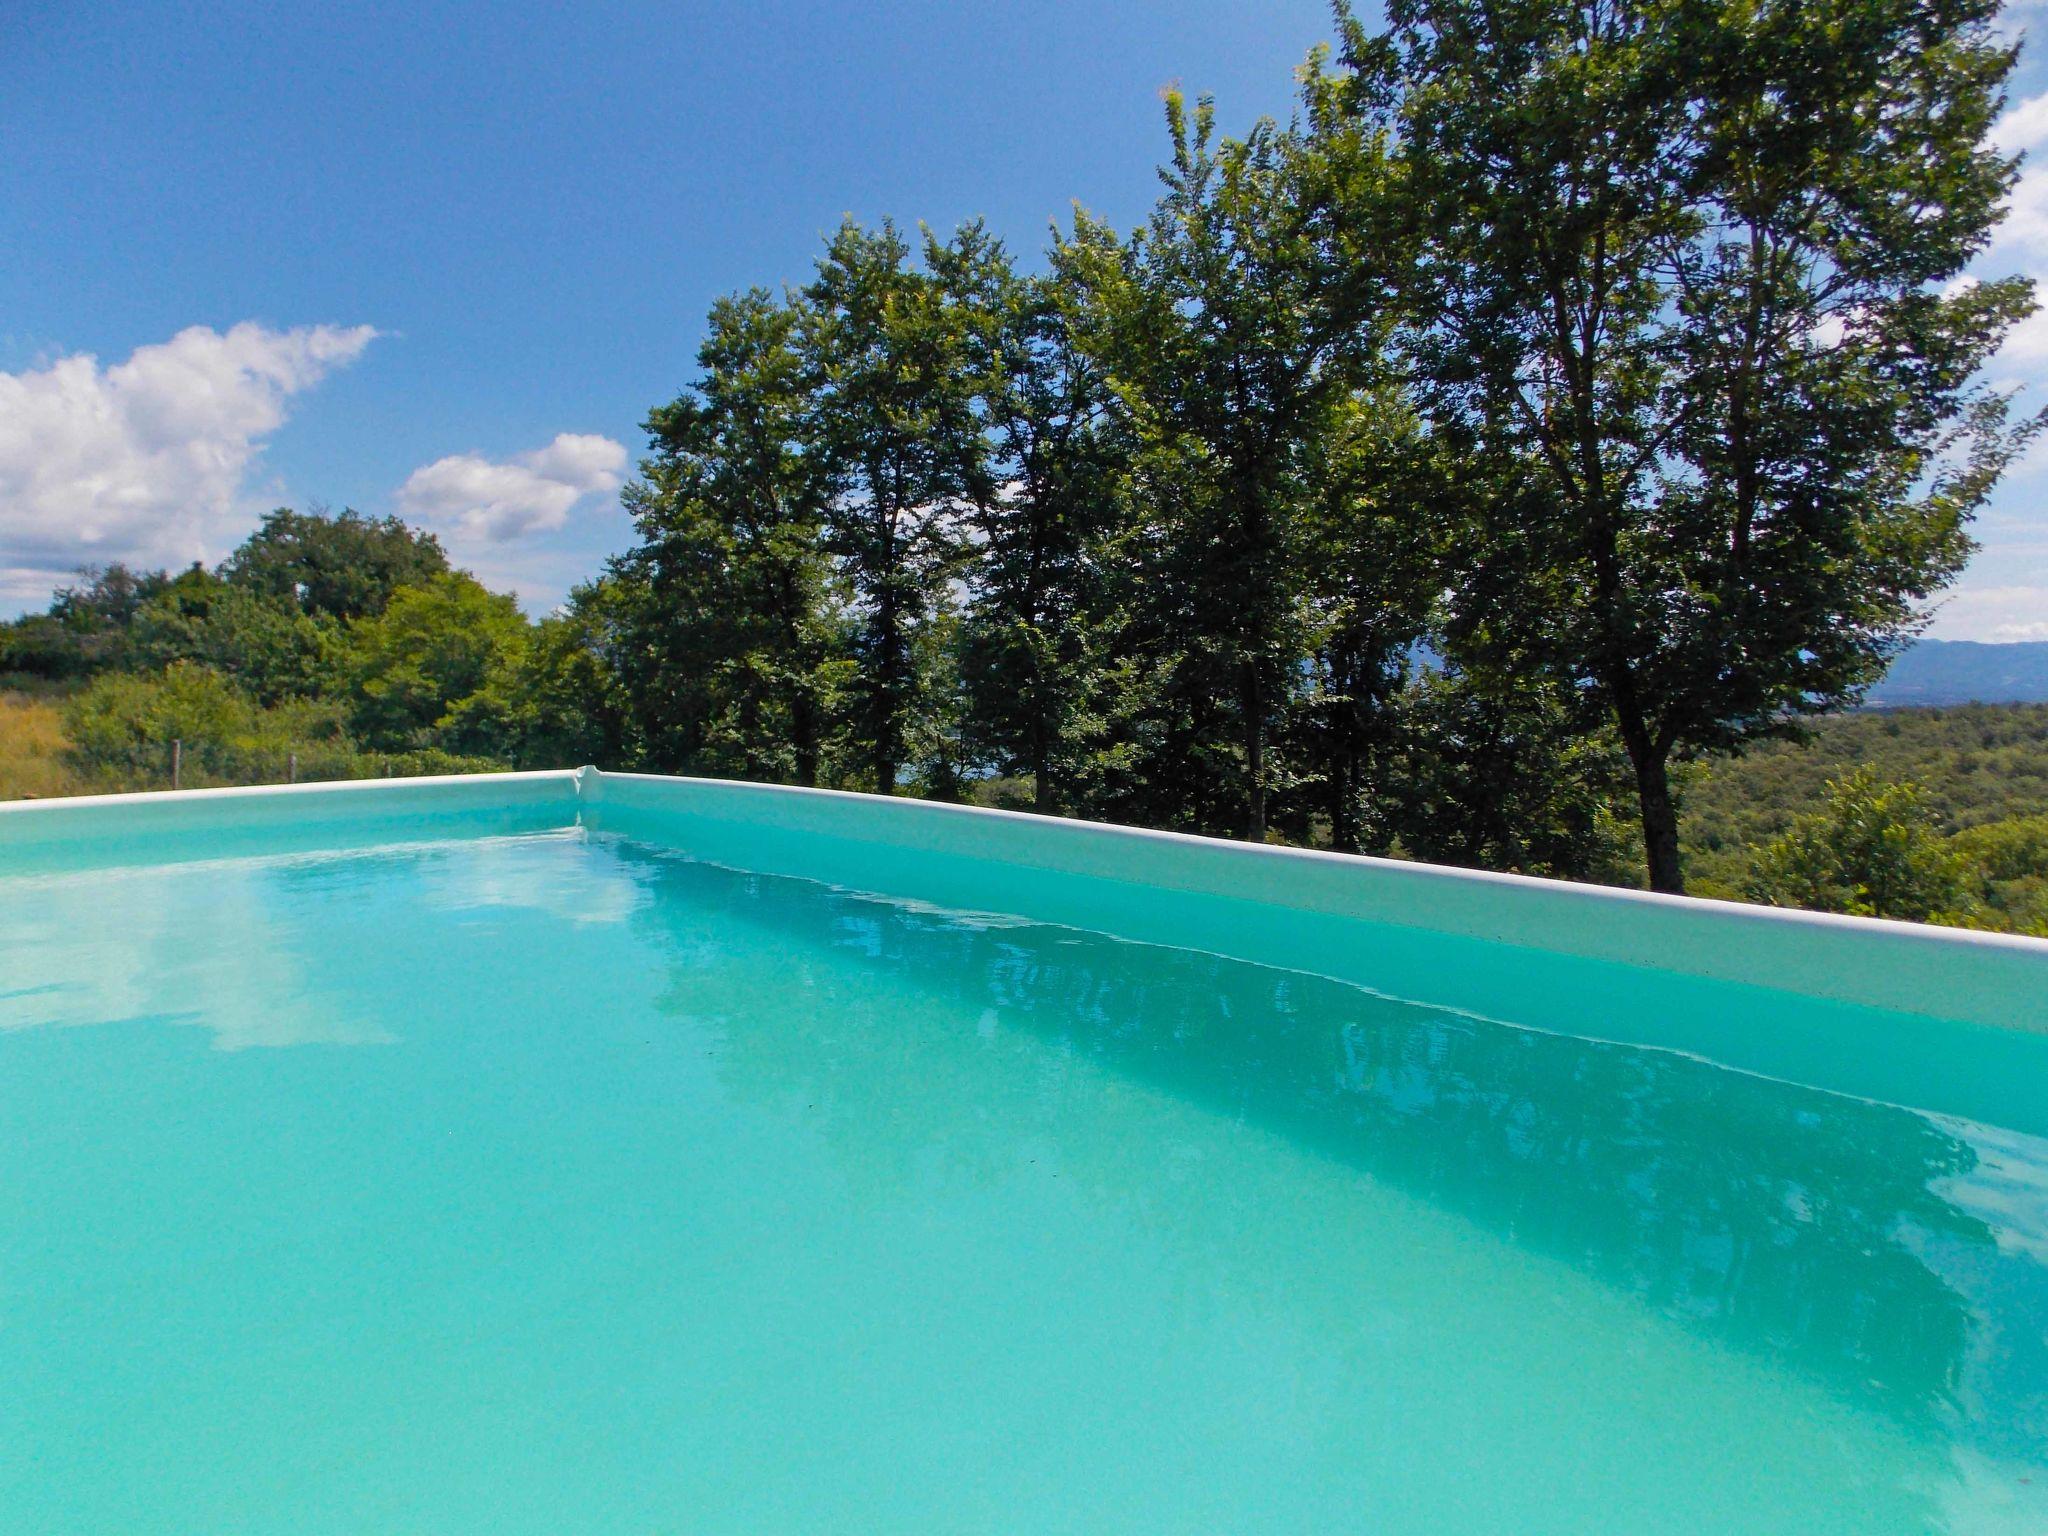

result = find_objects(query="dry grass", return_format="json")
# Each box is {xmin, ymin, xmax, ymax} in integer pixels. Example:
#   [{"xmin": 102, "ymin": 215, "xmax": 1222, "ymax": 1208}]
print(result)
[{"xmin": 0, "ymin": 687, "xmax": 87, "ymax": 801}]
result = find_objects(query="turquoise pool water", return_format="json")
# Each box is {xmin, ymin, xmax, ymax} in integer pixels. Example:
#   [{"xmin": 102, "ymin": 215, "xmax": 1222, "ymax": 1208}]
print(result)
[{"xmin": 3, "ymin": 815, "xmax": 2047, "ymax": 1533}]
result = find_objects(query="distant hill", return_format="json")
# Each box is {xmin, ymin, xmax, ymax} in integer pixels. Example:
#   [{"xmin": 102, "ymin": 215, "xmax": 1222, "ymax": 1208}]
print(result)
[
  {"xmin": 1679, "ymin": 701, "xmax": 2048, "ymax": 909},
  {"xmin": 1864, "ymin": 639, "xmax": 2048, "ymax": 707}
]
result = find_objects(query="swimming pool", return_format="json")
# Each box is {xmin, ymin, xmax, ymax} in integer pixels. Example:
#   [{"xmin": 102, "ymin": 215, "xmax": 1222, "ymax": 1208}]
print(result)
[{"xmin": 3, "ymin": 770, "xmax": 2045, "ymax": 1533}]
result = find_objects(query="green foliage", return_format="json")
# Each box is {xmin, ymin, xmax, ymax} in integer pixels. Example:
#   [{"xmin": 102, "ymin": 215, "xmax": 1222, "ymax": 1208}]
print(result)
[
  {"xmin": 1387, "ymin": 667, "xmax": 1641, "ymax": 883},
  {"xmin": 2, "ymin": 507, "xmax": 446, "ymax": 686},
  {"xmin": 1677, "ymin": 704, "xmax": 2048, "ymax": 931},
  {"xmin": 223, "ymin": 507, "xmax": 450, "ymax": 621},
  {"xmin": 1681, "ymin": 703, "xmax": 2048, "ymax": 882},
  {"xmin": 611, "ymin": 289, "xmax": 847, "ymax": 784},
  {"xmin": 1743, "ymin": 769, "xmax": 1979, "ymax": 924},
  {"xmin": 1287, "ymin": 389, "xmax": 1449, "ymax": 852},
  {"xmin": 4, "ymin": 508, "xmax": 627, "ymax": 781},
  {"xmin": 798, "ymin": 218, "xmax": 986, "ymax": 792},
  {"xmin": 503, "ymin": 593, "xmax": 635, "ymax": 770},
  {"xmin": 342, "ymin": 573, "xmax": 531, "ymax": 755},
  {"xmin": 61, "ymin": 663, "xmax": 503, "ymax": 790},
  {"xmin": 1950, "ymin": 815, "xmax": 2048, "ymax": 934},
  {"xmin": 1323, "ymin": 0, "xmax": 2040, "ymax": 890},
  {"xmin": 954, "ymin": 262, "xmax": 1129, "ymax": 815},
  {"xmin": 130, "ymin": 566, "xmax": 338, "ymax": 704},
  {"xmin": 1056, "ymin": 88, "xmax": 1412, "ymax": 839},
  {"xmin": 63, "ymin": 663, "xmax": 342, "ymax": 787},
  {"xmin": 0, "ymin": 565, "xmax": 168, "ymax": 678},
  {"xmin": 64, "ymin": 662, "xmax": 261, "ymax": 782}
]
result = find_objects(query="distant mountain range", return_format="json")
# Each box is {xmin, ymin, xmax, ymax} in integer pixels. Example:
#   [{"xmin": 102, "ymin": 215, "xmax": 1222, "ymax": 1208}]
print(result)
[{"xmin": 1864, "ymin": 640, "xmax": 2048, "ymax": 708}]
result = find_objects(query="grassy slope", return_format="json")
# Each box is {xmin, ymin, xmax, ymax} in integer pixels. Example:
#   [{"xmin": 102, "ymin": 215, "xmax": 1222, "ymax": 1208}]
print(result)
[
  {"xmin": 1679, "ymin": 703, "xmax": 2048, "ymax": 895},
  {"xmin": 0, "ymin": 687, "xmax": 87, "ymax": 801}
]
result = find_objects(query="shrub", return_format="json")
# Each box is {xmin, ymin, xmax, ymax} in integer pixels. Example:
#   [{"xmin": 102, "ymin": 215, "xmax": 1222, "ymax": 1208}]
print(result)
[
  {"xmin": 343, "ymin": 574, "xmax": 530, "ymax": 754},
  {"xmin": 57, "ymin": 663, "xmax": 445, "ymax": 789},
  {"xmin": 64, "ymin": 664, "xmax": 260, "ymax": 784},
  {"xmin": 1743, "ymin": 769, "xmax": 1978, "ymax": 925},
  {"xmin": 1950, "ymin": 815, "xmax": 2048, "ymax": 936}
]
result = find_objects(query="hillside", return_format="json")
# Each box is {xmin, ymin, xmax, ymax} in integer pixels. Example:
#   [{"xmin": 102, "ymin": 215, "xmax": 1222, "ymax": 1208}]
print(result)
[
  {"xmin": 0, "ymin": 688, "xmax": 86, "ymax": 801},
  {"xmin": 1680, "ymin": 703, "xmax": 2048, "ymax": 892}
]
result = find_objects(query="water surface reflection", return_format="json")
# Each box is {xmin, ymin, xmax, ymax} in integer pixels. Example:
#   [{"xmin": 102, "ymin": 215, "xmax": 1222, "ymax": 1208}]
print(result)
[{"xmin": 609, "ymin": 836, "xmax": 2048, "ymax": 1455}]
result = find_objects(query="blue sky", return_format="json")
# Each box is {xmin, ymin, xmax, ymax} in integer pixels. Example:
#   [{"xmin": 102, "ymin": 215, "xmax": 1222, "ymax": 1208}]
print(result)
[{"xmin": 3, "ymin": 0, "xmax": 2046, "ymax": 640}]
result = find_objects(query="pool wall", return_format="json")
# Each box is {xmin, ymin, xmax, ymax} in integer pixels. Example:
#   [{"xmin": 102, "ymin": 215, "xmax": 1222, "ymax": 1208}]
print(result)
[
  {"xmin": 3, "ymin": 767, "xmax": 2043, "ymax": 1057},
  {"xmin": 0, "ymin": 771, "xmax": 580, "ymax": 874},
  {"xmin": 577, "ymin": 770, "xmax": 2048, "ymax": 1033}
]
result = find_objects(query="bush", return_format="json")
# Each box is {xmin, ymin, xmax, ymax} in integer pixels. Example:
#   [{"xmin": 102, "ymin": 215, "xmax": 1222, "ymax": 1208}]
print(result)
[
  {"xmin": 343, "ymin": 573, "xmax": 530, "ymax": 754},
  {"xmin": 59, "ymin": 663, "xmax": 499, "ymax": 790},
  {"xmin": 65, "ymin": 664, "xmax": 263, "ymax": 784},
  {"xmin": 1950, "ymin": 814, "xmax": 2048, "ymax": 935},
  {"xmin": 1743, "ymin": 769, "xmax": 1978, "ymax": 924}
]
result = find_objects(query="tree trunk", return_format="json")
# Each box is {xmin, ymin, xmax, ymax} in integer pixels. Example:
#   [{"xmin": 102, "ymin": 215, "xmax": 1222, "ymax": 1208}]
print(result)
[
  {"xmin": 1242, "ymin": 661, "xmax": 1267, "ymax": 842},
  {"xmin": 777, "ymin": 568, "xmax": 819, "ymax": 789},
  {"xmin": 873, "ymin": 582, "xmax": 899, "ymax": 796},
  {"xmin": 1607, "ymin": 653, "xmax": 1684, "ymax": 894},
  {"xmin": 1031, "ymin": 719, "xmax": 1052, "ymax": 815},
  {"xmin": 1628, "ymin": 742, "xmax": 1684, "ymax": 895},
  {"xmin": 738, "ymin": 688, "xmax": 763, "ymax": 780},
  {"xmin": 790, "ymin": 692, "xmax": 818, "ymax": 789},
  {"xmin": 1329, "ymin": 749, "xmax": 1358, "ymax": 855}
]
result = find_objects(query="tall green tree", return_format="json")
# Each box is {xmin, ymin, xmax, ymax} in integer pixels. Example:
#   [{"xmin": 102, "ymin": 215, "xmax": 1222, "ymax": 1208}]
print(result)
[
  {"xmin": 1059, "ymin": 88, "xmax": 1404, "ymax": 839},
  {"xmin": 942, "ymin": 248, "xmax": 1128, "ymax": 814},
  {"xmin": 1327, "ymin": 0, "xmax": 2040, "ymax": 892},
  {"xmin": 499, "ymin": 585, "xmax": 635, "ymax": 770},
  {"xmin": 799, "ymin": 219, "xmax": 988, "ymax": 794},
  {"xmin": 1287, "ymin": 388, "xmax": 1446, "ymax": 852},
  {"xmin": 616, "ymin": 290, "xmax": 845, "ymax": 784},
  {"xmin": 131, "ymin": 566, "xmax": 337, "ymax": 705}
]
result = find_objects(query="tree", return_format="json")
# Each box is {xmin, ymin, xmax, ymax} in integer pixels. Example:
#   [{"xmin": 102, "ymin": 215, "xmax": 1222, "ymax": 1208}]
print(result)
[
  {"xmin": 1058, "ymin": 86, "xmax": 1404, "ymax": 839},
  {"xmin": 504, "ymin": 582, "xmax": 636, "ymax": 770},
  {"xmin": 1, "ymin": 564, "xmax": 169, "ymax": 677},
  {"xmin": 131, "ymin": 566, "xmax": 337, "ymax": 705},
  {"xmin": 1745, "ymin": 768, "xmax": 1977, "ymax": 922},
  {"xmin": 1331, "ymin": 0, "xmax": 2040, "ymax": 891},
  {"xmin": 1388, "ymin": 664, "xmax": 1641, "ymax": 881},
  {"xmin": 1287, "ymin": 387, "xmax": 1446, "ymax": 852},
  {"xmin": 224, "ymin": 507, "xmax": 450, "ymax": 622},
  {"xmin": 798, "ymin": 219, "xmax": 987, "ymax": 793},
  {"xmin": 615, "ymin": 290, "xmax": 846, "ymax": 784},
  {"xmin": 943, "ymin": 251, "xmax": 1128, "ymax": 814},
  {"xmin": 342, "ymin": 573, "xmax": 529, "ymax": 754}
]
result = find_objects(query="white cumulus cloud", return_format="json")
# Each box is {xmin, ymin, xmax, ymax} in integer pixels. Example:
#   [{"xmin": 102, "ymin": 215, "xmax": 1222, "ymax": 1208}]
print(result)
[
  {"xmin": 0, "ymin": 322, "xmax": 377, "ymax": 604},
  {"xmin": 1993, "ymin": 90, "xmax": 2048, "ymax": 158},
  {"xmin": 1987, "ymin": 91, "xmax": 2048, "ymax": 268},
  {"xmin": 395, "ymin": 433, "xmax": 626, "ymax": 543},
  {"xmin": 1927, "ymin": 583, "xmax": 2048, "ymax": 642}
]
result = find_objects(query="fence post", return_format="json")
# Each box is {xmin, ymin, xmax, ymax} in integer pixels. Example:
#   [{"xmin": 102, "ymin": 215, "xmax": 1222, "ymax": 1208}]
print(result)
[
  {"xmin": 170, "ymin": 738, "xmax": 182, "ymax": 791},
  {"xmin": 288, "ymin": 751, "xmax": 299, "ymax": 785}
]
